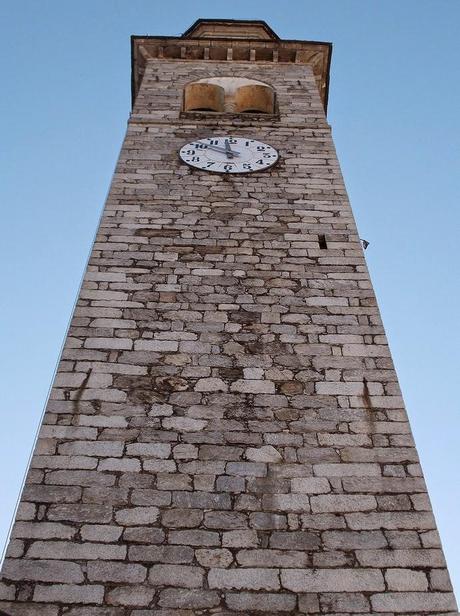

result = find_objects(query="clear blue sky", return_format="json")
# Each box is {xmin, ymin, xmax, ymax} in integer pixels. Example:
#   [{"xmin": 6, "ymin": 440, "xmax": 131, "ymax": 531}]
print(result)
[{"xmin": 1, "ymin": 0, "xmax": 459, "ymax": 595}]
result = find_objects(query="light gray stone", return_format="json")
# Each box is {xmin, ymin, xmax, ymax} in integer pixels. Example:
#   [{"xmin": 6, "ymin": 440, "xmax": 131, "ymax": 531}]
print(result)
[
  {"xmin": 371, "ymin": 592, "xmax": 457, "ymax": 612},
  {"xmin": 385, "ymin": 568, "xmax": 428, "ymax": 591},
  {"xmin": 158, "ymin": 589, "xmax": 220, "ymax": 609},
  {"xmin": 246, "ymin": 445, "xmax": 282, "ymax": 463},
  {"xmin": 208, "ymin": 567, "xmax": 280, "ymax": 591},
  {"xmin": 195, "ymin": 548, "xmax": 233, "ymax": 568},
  {"xmin": 2, "ymin": 559, "xmax": 84, "ymax": 583},
  {"xmin": 225, "ymin": 591, "xmax": 296, "ymax": 612},
  {"xmin": 33, "ymin": 584, "xmax": 104, "ymax": 604},
  {"xmin": 281, "ymin": 568, "xmax": 385, "ymax": 592},
  {"xmin": 115, "ymin": 507, "xmax": 159, "ymax": 526},
  {"xmin": 149, "ymin": 564, "xmax": 204, "ymax": 588}
]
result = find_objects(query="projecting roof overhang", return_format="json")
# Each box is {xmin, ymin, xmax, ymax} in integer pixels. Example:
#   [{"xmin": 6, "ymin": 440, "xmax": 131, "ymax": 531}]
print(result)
[{"xmin": 131, "ymin": 19, "xmax": 332, "ymax": 113}]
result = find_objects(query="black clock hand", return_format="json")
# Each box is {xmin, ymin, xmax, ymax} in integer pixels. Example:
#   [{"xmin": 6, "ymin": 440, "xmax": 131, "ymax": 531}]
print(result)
[
  {"xmin": 204, "ymin": 143, "xmax": 241, "ymax": 157},
  {"xmin": 224, "ymin": 139, "xmax": 234, "ymax": 159}
]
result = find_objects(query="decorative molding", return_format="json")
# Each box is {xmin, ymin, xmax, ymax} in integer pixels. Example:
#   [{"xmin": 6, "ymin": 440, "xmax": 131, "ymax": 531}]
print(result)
[{"xmin": 131, "ymin": 20, "xmax": 332, "ymax": 113}]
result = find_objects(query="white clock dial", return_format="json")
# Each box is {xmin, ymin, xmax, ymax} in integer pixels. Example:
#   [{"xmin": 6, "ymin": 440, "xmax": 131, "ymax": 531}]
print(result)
[{"xmin": 179, "ymin": 136, "xmax": 279, "ymax": 174}]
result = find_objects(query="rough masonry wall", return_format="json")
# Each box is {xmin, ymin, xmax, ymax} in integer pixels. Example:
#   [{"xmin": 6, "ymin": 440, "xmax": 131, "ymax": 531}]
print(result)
[{"xmin": 0, "ymin": 59, "xmax": 457, "ymax": 615}]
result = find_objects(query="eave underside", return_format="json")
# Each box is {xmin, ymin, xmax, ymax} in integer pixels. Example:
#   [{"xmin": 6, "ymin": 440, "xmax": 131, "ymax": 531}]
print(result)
[{"xmin": 131, "ymin": 35, "xmax": 332, "ymax": 113}]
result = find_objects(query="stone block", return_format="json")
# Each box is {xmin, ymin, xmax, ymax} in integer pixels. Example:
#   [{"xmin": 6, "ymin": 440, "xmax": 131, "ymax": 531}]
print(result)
[
  {"xmin": 24, "ymin": 485, "xmax": 82, "ymax": 503},
  {"xmin": 126, "ymin": 443, "xmax": 171, "ymax": 458},
  {"xmin": 45, "ymin": 470, "xmax": 116, "ymax": 487},
  {"xmin": 158, "ymin": 589, "xmax": 220, "ymax": 609},
  {"xmin": 323, "ymin": 530, "xmax": 387, "ymax": 549},
  {"xmin": 208, "ymin": 567, "xmax": 280, "ymax": 591},
  {"xmin": 298, "ymin": 594, "xmax": 320, "ymax": 613},
  {"xmin": 169, "ymin": 529, "xmax": 220, "ymax": 547},
  {"xmin": 173, "ymin": 444, "xmax": 198, "ymax": 459},
  {"xmin": 249, "ymin": 512, "xmax": 287, "ymax": 530},
  {"xmin": 106, "ymin": 586, "xmax": 155, "ymax": 607},
  {"xmin": 310, "ymin": 494, "xmax": 377, "ymax": 513},
  {"xmin": 123, "ymin": 527, "xmax": 165, "ymax": 545},
  {"xmin": 0, "ymin": 602, "xmax": 59, "ymax": 615},
  {"xmin": 58, "ymin": 441, "xmax": 124, "ymax": 457},
  {"xmin": 195, "ymin": 377, "xmax": 228, "ymax": 392},
  {"xmin": 320, "ymin": 592, "xmax": 370, "ymax": 613},
  {"xmin": 129, "ymin": 545, "xmax": 193, "ymax": 564},
  {"xmin": 216, "ymin": 475, "xmax": 245, "ymax": 493},
  {"xmin": 47, "ymin": 504, "xmax": 113, "ymax": 523},
  {"xmin": 2, "ymin": 558, "xmax": 84, "ymax": 583},
  {"xmin": 33, "ymin": 584, "xmax": 105, "ymax": 604},
  {"xmin": 226, "ymin": 462, "xmax": 267, "ymax": 477},
  {"xmin": 245, "ymin": 445, "xmax": 282, "ymax": 462},
  {"xmin": 173, "ymin": 491, "xmax": 231, "ymax": 510},
  {"xmin": 222, "ymin": 529, "xmax": 259, "ymax": 548},
  {"xmin": 98, "ymin": 458, "xmax": 141, "ymax": 472},
  {"xmin": 204, "ymin": 511, "xmax": 247, "ymax": 529},
  {"xmin": 87, "ymin": 561, "xmax": 147, "ymax": 583},
  {"xmin": 225, "ymin": 591, "xmax": 296, "ymax": 612},
  {"xmin": 230, "ymin": 379, "xmax": 275, "ymax": 394},
  {"xmin": 291, "ymin": 477, "xmax": 330, "ymax": 494},
  {"xmin": 115, "ymin": 507, "xmax": 159, "ymax": 525},
  {"xmin": 270, "ymin": 531, "xmax": 320, "ymax": 550},
  {"xmin": 80, "ymin": 524, "xmax": 123, "ymax": 542},
  {"xmin": 262, "ymin": 493, "xmax": 311, "ymax": 513},
  {"xmin": 236, "ymin": 549, "xmax": 309, "ymax": 568},
  {"xmin": 134, "ymin": 340, "xmax": 178, "ymax": 352},
  {"xmin": 161, "ymin": 508, "xmax": 203, "ymax": 528},
  {"xmin": 346, "ymin": 511, "xmax": 436, "ymax": 530},
  {"xmin": 149, "ymin": 564, "xmax": 204, "ymax": 588},
  {"xmin": 12, "ymin": 521, "xmax": 76, "ymax": 540},
  {"xmin": 281, "ymin": 568, "xmax": 385, "ymax": 592},
  {"xmin": 385, "ymin": 568, "xmax": 428, "ymax": 591},
  {"xmin": 356, "ymin": 548, "xmax": 445, "ymax": 568},
  {"xmin": 313, "ymin": 463, "xmax": 381, "ymax": 477},
  {"xmin": 370, "ymin": 591, "xmax": 457, "ymax": 612},
  {"xmin": 162, "ymin": 417, "xmax": 207, "ymax": 432},
  {"xmin": 27, "ymin": 541, "xmax": 126, "ymax": 560},
  {"xmin": 195, "ymin": 548, "xmax": 233, "ymax": 568}
]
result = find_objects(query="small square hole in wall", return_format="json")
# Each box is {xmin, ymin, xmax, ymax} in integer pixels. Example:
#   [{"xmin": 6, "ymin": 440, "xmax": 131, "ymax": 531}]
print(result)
[{"xmin": 318, "ymin": 234, "xmax": 328, "ymax": 249}]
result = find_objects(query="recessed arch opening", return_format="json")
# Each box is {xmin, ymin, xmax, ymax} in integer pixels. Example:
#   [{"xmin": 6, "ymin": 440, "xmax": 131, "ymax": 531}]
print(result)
[
  {"xmin": 182, "ymin": 77, "xmax": 276, "ymax": 115},
  {"xmin": 234, "ymin": 84, "xmax": 275, "ymax": 114},
  {"xmin": 183, "ymin": 82, "xmax": 225, "ymax": 112}
]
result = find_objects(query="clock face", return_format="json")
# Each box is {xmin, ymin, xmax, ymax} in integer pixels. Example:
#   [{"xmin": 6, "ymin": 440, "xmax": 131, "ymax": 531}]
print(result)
[{"xmin": 179, "ymin": 136, "xmax": 279, "ymax": 174}]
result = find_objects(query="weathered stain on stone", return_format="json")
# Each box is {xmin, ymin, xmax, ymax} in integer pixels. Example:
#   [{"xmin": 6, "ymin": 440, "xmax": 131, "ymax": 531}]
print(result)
[{"xmin": 72, "ymin": 368, "xmax": 92, "ymax": 414}]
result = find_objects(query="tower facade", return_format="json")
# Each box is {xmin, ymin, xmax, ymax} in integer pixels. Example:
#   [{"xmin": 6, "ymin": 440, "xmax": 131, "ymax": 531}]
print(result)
[{"xmin": 0, "ymin": 19, "xmax": 457, "ymax": 615}]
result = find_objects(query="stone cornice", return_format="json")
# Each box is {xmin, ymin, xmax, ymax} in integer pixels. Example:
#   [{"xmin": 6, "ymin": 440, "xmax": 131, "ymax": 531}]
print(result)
[{"xmin": 131, "ymin": 20, "xmax": 332, "ymax": 113}]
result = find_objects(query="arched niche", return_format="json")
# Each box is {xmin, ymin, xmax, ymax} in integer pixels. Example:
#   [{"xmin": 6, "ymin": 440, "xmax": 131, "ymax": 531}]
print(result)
[
  {"xmin": 183, "ymin": 82, "xmax": 225, "ymax": 112},
  {"xmin": 234, "ymin": 84, "xmax": 275, "ymax": 114},
  {"xmin": 183, "ymin": 77, "xmax": 275, "ymax": 114}
]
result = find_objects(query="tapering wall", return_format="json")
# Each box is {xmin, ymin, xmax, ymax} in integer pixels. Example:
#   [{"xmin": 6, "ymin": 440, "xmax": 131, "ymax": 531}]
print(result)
[{"xmin": 0, "ymin": 33, "xmax": 457, "ymax": 616}]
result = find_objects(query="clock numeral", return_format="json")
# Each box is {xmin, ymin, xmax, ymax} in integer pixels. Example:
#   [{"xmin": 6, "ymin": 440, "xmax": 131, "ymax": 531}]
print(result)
[{"xmin": 180, "ymin": 138, "xmax": 277, "ymax": 174}]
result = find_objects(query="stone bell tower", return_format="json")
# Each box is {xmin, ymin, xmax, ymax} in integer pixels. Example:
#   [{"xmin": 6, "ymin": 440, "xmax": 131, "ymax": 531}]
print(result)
[{"xmin": 0, "ymin": 18, "xmax": 457, "ymax": 615}]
